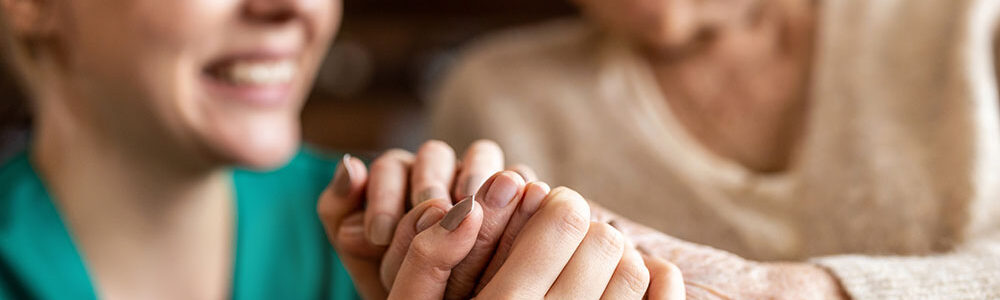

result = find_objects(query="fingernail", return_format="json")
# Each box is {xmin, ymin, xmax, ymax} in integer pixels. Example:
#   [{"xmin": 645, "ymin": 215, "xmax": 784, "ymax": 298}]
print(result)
[
  {"xmin": 608, "ymin": 219, "xmax": 622, "ymax": 231},
  {"xmin": 512, "ymin": 168, "xmax": 532, "ymax": 182},
  {"xmin": 415, "ymin": 207, "xmax": 446, "ymax": 232},
  {"xmin": 462, "ymin": 175, "xmax": 482, "ymax": 197},
  {"xmin": 636, "ymin": 244, "xmax": 654, "ymax": 256},
  {"xmin": 485, "ymin": 175, "xmax": 518, "ymax": 208},
  {"xmin": 440, "ymin": 196, "xmax": 475, "ymax": 231},
  {"xmin": 333, "ymin": 154, "xmax": 353, "ymax": 198},
  {"xmin": 415, "ymin": 186, "xmax": 449, "ymax": 204},
  {"xmin": 520, "ymin": 182, "xmax": 549, "ymax": 213},
  {"xmin": 369, "ymin": 214, "xmax": 396, "ymax": 246},
  {"xmin": 339, "ymin": 214, "xmax": 365, "ymax": 240}
]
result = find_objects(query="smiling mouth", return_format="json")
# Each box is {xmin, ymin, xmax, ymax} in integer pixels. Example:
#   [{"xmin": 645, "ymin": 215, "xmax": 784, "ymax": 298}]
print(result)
[
  {"xmin": 202, "ymin": 56, "xmax": 300, "ymax": 107},
  {"xmin": 206, "ymin": 59, "xmax": 297, "ymax": 86}
]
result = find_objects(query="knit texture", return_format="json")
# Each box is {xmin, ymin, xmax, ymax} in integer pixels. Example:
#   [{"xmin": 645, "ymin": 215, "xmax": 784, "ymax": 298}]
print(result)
[{"xmin": 431, "ymin": 0, "xmax": 1000, "ymax": 298}]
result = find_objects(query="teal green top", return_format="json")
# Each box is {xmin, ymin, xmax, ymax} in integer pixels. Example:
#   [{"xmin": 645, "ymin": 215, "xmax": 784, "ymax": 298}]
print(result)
[{"xmin": 0, "ymin": 147, "xmax": 360, "ymax": 299}]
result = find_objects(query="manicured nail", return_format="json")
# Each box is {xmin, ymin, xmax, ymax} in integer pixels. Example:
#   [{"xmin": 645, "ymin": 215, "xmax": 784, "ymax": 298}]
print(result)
[
  {"xmin": 415, "ymin": 186, "xmax": 449, "ymax": 204},
  {"xmin": 462, "ymin": 175, "xmax": 482, "ymax": 197},
  {"xmin": 369, "ymin": 214, "xmax": 396, "ymax": 246},
  {"xmin": 339, "ymin": 214, "xmax": 365, "ymax": 240},
  {"xmin": 440, "ymin": 196, "xmax": 475, "ymax": 231},
  {"xmin": 333, "ymin": 154, "xmax": 353, "ymax": 198},
  {"xmin": 415, "ymin": 207, "xmax": 446, "ymax": 232},
  {"xmin": 485, "ymin": 174, "xmax": 518, "ymax": 208}
]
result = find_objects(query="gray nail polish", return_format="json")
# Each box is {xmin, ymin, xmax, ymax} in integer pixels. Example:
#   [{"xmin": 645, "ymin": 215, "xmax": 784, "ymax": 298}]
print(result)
[
  {"xmin": 415, "ymin": 207, "xmax": 446, "ymax": 232},
  {"xmin": 369, "ymin": 214, "xmax": 396, "ymax": 246},
  {"xmin": 462, "ymin": 176, "xmax": 481, "ymax": 198},
  {"xmin": 334, "ymin": 154, "xmax": 353, "ymax": 197},
  {"xmin": 415, "ymin": 186, "xmax": 449, "ymax": 204},
  {"xmin": 440, "ymin": 195, "xmax": 475, "ymax": 231}
]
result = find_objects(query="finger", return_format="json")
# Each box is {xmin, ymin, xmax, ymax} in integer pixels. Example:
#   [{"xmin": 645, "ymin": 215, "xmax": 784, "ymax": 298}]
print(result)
[
  {"xmin": 365, "ymin": 149, "xmax": 414, "ymax": 246},
  {"xmin": 477, "ymin": 181, "xmax": 551, "ymax": 291},
  {"xmin": 387, "ymin": 197, "xmax": 483, "ymax": 300},
  {"xmin": 507, "ymin": 164, "xmax": 538, "ymax": 182},
  {"xmin": 380, "ymin": 198, "xmax": 452, "ymax": 290},
  {"xmin": 317, "ymin": 155, "xmax": 385, "ymax": 299},
  {"xmin": 317, "ymin": 154, "xmax": 369, "ymax": 253},
  {"xmin": 642, "ymin": 254, "xmax": 686, "ymax": 300},
  {"xmin": 477, "ymin": 187, "xmax": 591, "ymax": 299},
  {"xmin": 444, "ymin": 171, "xmax": 526, "ymax": 299},
  {"xmin": 454, "ymin": 140, "xmax": 504, "ymax": 199},
  {"xmin": 601, "ymin": 241, "xmax": 651, "ymax": 300},
  {"xmin": 410, "ymin": 140, "xmax": 458, "ymax": 206},
  {"xmin": 546, "ymin": 222, "xmax": 626, "ymax": 299}
]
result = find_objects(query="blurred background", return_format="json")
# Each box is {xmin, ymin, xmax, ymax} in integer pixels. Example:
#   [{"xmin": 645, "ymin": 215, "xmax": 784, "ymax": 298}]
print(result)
[
  {"xmin": 0, "ymin": 0, "xmax": 576, "ymax": 160},
  {"xmin": 299, "ymin": 0, "xmax": 574, "ymax": 156}
]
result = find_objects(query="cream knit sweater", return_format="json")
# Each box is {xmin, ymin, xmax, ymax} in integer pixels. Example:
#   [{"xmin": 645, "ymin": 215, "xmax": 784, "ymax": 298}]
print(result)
[{"xmin": 431, "ymin": 0, "xmax": 1000, "ymax": 298}]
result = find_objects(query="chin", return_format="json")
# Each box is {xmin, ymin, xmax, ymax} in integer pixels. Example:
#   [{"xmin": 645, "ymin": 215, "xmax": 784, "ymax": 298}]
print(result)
[
  {"xmin": 231, "ymin": 139, "xmax": 300, "ymax": 170},
  {"xmin": 206, "ymin": 119, "xmax": 303, "ymax": 171}
]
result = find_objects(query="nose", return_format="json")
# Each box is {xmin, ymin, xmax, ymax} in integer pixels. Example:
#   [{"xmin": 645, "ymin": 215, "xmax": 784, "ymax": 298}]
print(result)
[{"xmin": 243, "ymin": 0, "xmax": 316, "ymax": 23}]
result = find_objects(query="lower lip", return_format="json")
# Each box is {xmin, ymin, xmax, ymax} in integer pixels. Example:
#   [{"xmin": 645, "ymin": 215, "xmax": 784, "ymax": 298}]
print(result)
[{"xmin": 201, "ymin": 74, "xmax": 295, "ymax": 108}]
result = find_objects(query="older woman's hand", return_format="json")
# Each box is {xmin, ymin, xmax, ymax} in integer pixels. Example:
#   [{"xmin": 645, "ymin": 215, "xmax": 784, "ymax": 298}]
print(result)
[{"xmin": 589, "ymin": 204, "xmax": 847, "ymax": 300}]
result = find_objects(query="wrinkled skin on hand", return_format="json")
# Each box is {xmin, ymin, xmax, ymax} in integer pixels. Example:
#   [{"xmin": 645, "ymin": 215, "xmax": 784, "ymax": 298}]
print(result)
[{"xmin": 588, "ymin": 202, "xmax": 848, "ymax": 300}]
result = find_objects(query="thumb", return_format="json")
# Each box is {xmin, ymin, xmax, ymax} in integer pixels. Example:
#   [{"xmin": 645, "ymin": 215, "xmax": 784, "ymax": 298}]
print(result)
[
  {"xmin": 388, "ymin": 196, "xmax": 483, "ymax": 300},
  {"xmin": 317, "ymin": 155, "xmax": 386, "ymax": 299},
  {"xmin": 318, "ymin": 154, "xmax": 369, "ymax": 254}
]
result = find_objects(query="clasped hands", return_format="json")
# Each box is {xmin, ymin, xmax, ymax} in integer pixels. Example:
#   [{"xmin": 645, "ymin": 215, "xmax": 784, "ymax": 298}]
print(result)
[
  {"xmin": 318, "ymin": 140, "xmax": 683, "ymax": 299},
  {"xmin": 318, "ymin": 140, "xmax": 846, "ymax": 299}
]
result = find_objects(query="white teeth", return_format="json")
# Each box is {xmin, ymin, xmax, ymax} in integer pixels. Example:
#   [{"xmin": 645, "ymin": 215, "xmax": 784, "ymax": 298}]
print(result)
[{"xmin": 219, "ymin": 60, "xmax": 295, "ymax": 85}]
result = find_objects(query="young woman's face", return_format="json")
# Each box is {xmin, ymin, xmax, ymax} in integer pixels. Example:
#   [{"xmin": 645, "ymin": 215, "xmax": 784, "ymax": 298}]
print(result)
[{"xmin": 53, "ymin": 0, "xmax": 340, "ymax": 168}]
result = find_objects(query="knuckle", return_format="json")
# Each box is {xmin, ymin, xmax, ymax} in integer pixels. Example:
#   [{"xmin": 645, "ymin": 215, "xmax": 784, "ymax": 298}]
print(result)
[
  {"xmin": 586, "ymin": 222, "xmax": 626, "ymax": 257},
  {"xmin": 546, "ymin": 187, "xmax": 591, "ymax": 219},
  {"xmin": 468, "ymin": 139, "xmax": 502, "ymax": 154},
  {"xmin": 408, "ymin": 234, "xmax": 453, "ymax": 273},
  {"xmin": 316, "ymin": 193, "xmax": 336, "ymax": 219},
  {"xmin": 370, "ymin": 156, "xmax": 397, "ymax": 172},
  {"xmin": 370, "ymin": 187, "xmax": 404, "ymax": 203},
  {"xmin": 380, "ymin": 149, "xmax": 415, "ymax": 165},
  {"xmin": 419, "ymin": 140, "xmax": 456, "ymax": 156},
  {"xmin": 551, "ymin": 201, "xmax": 591, "ymax": 238},
  {"xmin": 618, "ymin": 259, "xmax": 652, "ymax": 295}
]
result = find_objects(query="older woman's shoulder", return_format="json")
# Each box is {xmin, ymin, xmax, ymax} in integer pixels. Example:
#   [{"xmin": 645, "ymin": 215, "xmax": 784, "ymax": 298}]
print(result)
[
  {"xmin": 455, "ymin": 18, "xmax": 600, "ymax": 67},
  {"xmin": 433, "ymin": 19, "xmax": 609, "ymax": 109}
]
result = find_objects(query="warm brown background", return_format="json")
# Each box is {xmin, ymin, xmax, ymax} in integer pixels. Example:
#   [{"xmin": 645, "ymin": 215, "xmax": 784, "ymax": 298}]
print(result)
[
  {"xmin": 302, "ymin": 0, "xmax": 575, "ymax": 157},
  {"xmin": 0, "ymin": 0, "xmax": 576, "ymax": 160}
]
